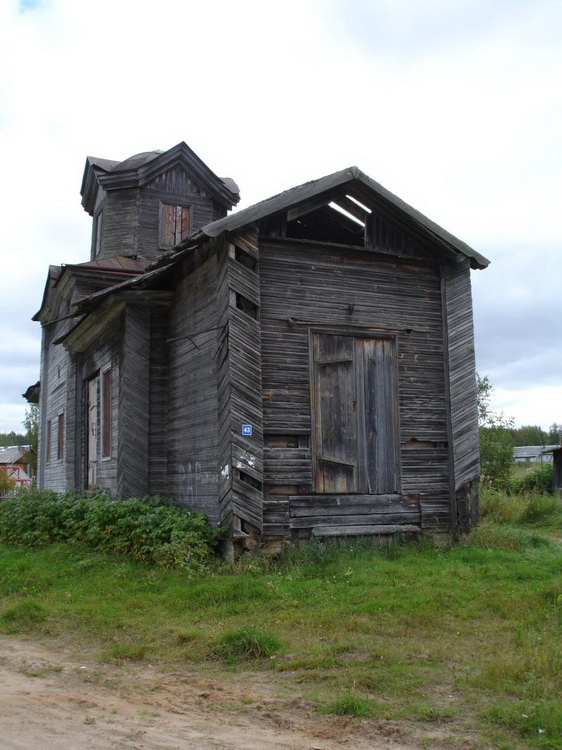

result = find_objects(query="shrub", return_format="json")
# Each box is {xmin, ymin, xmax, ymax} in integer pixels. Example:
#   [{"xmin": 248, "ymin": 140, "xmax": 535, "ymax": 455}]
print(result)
[
  {"xmin": 0, "ymin": 489, "xmax": 220, "ymax": 573},
  {"xmin": 508, "ymin": 464, "xmax": 553, "ymax": 495}
]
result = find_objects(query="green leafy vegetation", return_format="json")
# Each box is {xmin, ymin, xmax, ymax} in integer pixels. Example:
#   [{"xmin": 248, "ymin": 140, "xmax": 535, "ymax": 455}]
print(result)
[
  {"xmin": 506, "ymin": 423, "xmax": 562, "ymax": 447},
  {"xmin": 0, "ymin": 470, "xmax": 16, "ymax": 493},
  {"xmin": 477, "ymin": 373, "xmax": 516, "ymax": 489},
  {"xmin": 0, "ymin": 489, "xmax": 220, "ymax": 573},
  {"xmin": 0, "ymin": 431, "xmax": 27, "ymax": 447},
  {"xmin": 510, "ymin": 464, "xmax": 554, "ymax": 496},
  {"xmin": 0, "ymin": 479, "xmax": 561, "ymax": 747},
  {"xmin": 1, "ymin": 494, "xmax": 561, "ymax": 747}
]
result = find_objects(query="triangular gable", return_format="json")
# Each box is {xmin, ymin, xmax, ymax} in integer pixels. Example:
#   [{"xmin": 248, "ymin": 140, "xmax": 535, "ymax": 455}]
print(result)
[{"xmin": 202, "ymin": 167, "xmax": 489, "ymax": 269}]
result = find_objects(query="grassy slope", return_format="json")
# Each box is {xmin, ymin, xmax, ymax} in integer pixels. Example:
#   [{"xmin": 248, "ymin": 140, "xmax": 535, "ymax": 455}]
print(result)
[{"xmin": 0, "ymin": 505, "xmax": 561, "ymax": 748}]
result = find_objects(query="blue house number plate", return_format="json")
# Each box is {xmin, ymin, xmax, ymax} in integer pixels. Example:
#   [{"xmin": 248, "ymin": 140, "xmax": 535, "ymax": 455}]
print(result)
[{"xmin": 241, "ymin": 424, "xmax": 253, "ymax": 436}]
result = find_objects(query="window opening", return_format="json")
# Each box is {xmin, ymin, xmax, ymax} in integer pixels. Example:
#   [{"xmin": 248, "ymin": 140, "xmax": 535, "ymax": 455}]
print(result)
[
  {"xmin": 101, "ymin": 369, "xmax": 111, "ymax": 458},
  {"xmin": 57, "ymin": 413, "xmax": 64, "ymax": 460},
  {"xmin": 234, "ymin": 292, "xmax": 259, "ymax": 320},
  {"xmin": 46, "ymin": 420, "xmax": 52, "ymax": 463},
  {"xmin": 159, "ymin": 203, "xmax": 190, "ymax": 248}
]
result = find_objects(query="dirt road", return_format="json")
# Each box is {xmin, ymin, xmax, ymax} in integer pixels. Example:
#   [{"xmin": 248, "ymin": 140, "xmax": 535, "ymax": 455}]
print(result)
[{"xmin": 0, "ymin": 636, "xmax": 471, "ymax": 749}]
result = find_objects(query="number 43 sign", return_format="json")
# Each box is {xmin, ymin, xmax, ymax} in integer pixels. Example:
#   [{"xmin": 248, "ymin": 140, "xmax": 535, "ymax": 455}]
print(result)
[{"xmin": 241, "ymin": 424, "xmax": 253, "ymax": 436}]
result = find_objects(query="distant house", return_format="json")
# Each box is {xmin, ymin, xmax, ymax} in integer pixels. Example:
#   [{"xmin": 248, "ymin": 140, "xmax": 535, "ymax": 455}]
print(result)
[
  {"xmin": 32, "ymin": 142, "xmax": 489, "ymax": 551},
  {"xmin": 0, "ymin": 447, "xmax": 33, "ymax": 488},
  {"xmin": 513, "ymin": 446, "xmax": 556, "ymax": 463}
]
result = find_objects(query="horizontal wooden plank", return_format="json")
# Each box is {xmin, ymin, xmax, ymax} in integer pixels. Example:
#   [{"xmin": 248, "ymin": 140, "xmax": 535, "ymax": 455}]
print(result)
[
  {"xmin": 289, "ymin": 493, "xmax": 415, "ymax": 508},
  {"xmin": 290, "ymin": 511, "xmax": 419, "ymax": 529},
  {"xmin": 290, "ymin": 503, "xmax": 418, "ymax": 518},
  {"xmin": 312, "ymin": 524, "xmax": 421, "ymax": 537}
]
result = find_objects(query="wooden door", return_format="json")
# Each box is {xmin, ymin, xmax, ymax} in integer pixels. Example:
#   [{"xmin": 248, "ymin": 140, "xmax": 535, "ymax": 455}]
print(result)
[
  {"xmin": 312, "ymin": 333, "xmax": 399, "ymax": 494},
  {"xmin": 312, "ymin": 334, "xmax": 358, "ymax": 492},
  {"xmin": 87, "ymin": 377, "xmax": 98, "ymax": 488}
]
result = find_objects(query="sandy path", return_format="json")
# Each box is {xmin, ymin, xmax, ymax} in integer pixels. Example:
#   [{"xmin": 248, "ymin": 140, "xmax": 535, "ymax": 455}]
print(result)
[{"xmin": 0, "ymin": 637, "xmax": 423, "ymax": 750}]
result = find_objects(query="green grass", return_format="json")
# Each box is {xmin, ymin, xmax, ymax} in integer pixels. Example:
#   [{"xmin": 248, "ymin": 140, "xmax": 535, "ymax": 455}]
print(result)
[
  {"xmin": 213, "ymin": 626, "xmax": 283, "ymax": 664},
  {"xmin": 0, "ymin": 511, "xmax": 561, "ymax": 748}
]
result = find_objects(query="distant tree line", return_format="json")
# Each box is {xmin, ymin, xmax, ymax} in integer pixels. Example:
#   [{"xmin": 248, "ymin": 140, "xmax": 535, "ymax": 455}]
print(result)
[
  {"xmin": 507, "ymin": 423, "xmax": 562, "ymax": 447},
  {"xmin": 0, "ymin": 431, "xmax": 28, "ymax": 447}
]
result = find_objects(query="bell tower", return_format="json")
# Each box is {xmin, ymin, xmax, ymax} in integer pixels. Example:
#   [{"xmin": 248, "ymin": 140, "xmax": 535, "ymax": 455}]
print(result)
[{"xmin": 80, "ymin": 142, "xmax": 240, "ymax": 262}]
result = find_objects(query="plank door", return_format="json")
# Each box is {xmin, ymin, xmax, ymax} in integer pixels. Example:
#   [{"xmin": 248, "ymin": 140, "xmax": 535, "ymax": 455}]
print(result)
[
  {"xmin": 311, "ymin": 333, "xmax": 399, "ymax": 494},
  {"xmin": 86, "ymin": 377, "xmax": 98, "ymax": 488}
]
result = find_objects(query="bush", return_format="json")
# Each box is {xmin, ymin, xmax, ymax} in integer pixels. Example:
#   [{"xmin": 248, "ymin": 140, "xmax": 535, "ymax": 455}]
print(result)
[
  {"xmin": 508, "ymin": 464, "xmax": 553, "ymax": 495},
  {"xmin": 0, "ymin": 489, "xmax": 220, "ymax": 573}
]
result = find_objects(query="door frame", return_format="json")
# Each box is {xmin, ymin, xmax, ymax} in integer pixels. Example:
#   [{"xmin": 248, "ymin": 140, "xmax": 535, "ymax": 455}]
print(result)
[{"xmin": 309, "ymin": 327, "xmax": 401, "ymax": 495}]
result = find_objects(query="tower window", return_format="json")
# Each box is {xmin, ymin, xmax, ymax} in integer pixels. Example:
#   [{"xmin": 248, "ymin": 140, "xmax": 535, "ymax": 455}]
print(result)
[{"xmin": 159, "ymin": 203, "xmax": 190, "ymax": 248}]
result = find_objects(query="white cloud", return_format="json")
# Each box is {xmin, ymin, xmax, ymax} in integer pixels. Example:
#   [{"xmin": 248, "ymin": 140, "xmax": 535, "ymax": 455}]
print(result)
[
  {"xmin": 0, "ymin": 0, "xmax": 560, "ymax": 433},
  {"xmin": 493, "ymin": 384, "xmax": 562, "ymax": 431}
]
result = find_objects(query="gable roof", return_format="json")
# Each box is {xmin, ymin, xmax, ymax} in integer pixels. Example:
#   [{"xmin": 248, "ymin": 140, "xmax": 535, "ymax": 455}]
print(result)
[
  {"xmin": 60, "ymin": 164, "xmax": 491, "ymax": 323},
  {"xmin": 0, "ymin": 447, "xmax": 30, "ymax": 464},
  {"xmin": 81, "ymin": 142, "xmax": 240, "ymax": 216},
  {"xmin": 201, "ymin": 166, "xmax": 489, "ymax": 269},
  {"xmin": 514, "ymin": 445, "xmax": 559, "ymax": 459}
]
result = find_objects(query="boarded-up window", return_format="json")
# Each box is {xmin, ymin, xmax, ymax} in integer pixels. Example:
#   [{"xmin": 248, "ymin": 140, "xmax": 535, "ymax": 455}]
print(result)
[
  {"xmin": 87, "ymin": 377, "xmax": 98, "ymax": 488},
  {"xmin": 57, "ymin": 413, "xmax": 64, "ymax": 460},
  {"xmin": 46, "ymin": 420, "xmax": 52, "ymax": 463},
  {"xmin": 159, "ymin": 203, "xmax": 190, "ymax": 248},
  {"xmin": 101, "ymin": 369, "xmax": 111, "ymax": 458},
  {"xmin": 311, "ymin": 333, "xmax": 400, "ymax": 494}
]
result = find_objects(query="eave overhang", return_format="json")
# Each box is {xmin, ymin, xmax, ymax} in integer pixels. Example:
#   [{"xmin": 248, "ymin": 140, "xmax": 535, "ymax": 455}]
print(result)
[{"xmin": 56, "ymin": 290, "xmax": 172, "ymax": 352}]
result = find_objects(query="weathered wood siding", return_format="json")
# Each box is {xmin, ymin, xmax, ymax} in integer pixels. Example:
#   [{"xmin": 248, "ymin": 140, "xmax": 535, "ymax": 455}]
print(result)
[
  {"xmin": 39, "ymin": 315, "xmax": 77, "ymax": 492},
  {"xmin": 79, "ymin": 320, "xmax": 122, "ymax": 493},
  {"xmin": 259, "ymin": 240, "xmax": 451, "ymax": 538},
  {"xmin": 216, "ymin": 228, "xmax": 264, "ymax": 532},
  {"xmin": 99, "ymin": 189, "xmax": 140, "ymax": 259},
  {"xmin": 97, "ymin": 171, "xmax": 228, "ymax": 262},
  {"xmin": 442, "ymin": 256, "xmax": 480, "ymax": 526},
  {"xmin": 148, "ymin": 307, "xmax": 170, "ymax": 495},
  {"xmin": 118, "ymin": 306, "xmax": 150, "ymax": 497},
  {"xmin": 167, "ymin": 250, "xmax": 221, "ymax": 523}
]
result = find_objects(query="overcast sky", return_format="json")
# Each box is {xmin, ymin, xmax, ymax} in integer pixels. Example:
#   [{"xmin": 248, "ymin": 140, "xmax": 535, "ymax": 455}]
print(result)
[{"xmin": 0, "ymin": 0, "xmax": 560, "ymax": 435}]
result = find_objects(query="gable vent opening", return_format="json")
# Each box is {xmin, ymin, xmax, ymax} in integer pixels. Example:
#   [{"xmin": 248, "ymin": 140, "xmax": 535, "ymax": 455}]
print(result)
[
  {"xmin": 234, "ymin": 292, "xmax": 259, "ymax": 320},
  {"xmin": 328, "ymin": 202, "xmax": 366, "ymax": 227},
  {"xmin": 235, "ymin": 246, "xmax": 257, "ymax": 271}
]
